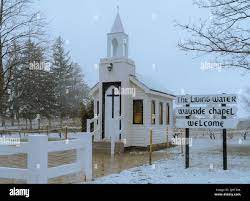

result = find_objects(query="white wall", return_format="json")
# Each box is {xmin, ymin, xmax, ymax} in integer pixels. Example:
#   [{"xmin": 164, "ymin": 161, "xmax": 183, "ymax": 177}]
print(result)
[
  {"xmin": 98, "ymin": 58, "xmax": 136, "ymax": 143},
  {"xmin": 126, "ymin": 83, "xmax": 146, "ymax": 147},
  {"xmin": 128, "ymin": 90, "xmax": 174, "ymax": 147}
]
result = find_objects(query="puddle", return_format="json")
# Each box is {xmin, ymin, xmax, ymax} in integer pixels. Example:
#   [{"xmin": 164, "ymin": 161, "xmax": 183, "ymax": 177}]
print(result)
[{"xmin": 93, "ymin": 149, "xmax": 172, "ymax": 179}]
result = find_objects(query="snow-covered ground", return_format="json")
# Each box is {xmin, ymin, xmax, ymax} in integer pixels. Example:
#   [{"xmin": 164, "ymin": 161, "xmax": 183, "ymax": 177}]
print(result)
[{"xmin": 90, "ymin": 138, "xmax": 250, "ymax": 184}]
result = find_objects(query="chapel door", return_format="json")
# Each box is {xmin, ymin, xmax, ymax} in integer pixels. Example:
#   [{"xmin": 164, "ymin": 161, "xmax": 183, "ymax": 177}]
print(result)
[{"xmin": 104, "ymin": 86, "xmax": 120, "ymax": 140}]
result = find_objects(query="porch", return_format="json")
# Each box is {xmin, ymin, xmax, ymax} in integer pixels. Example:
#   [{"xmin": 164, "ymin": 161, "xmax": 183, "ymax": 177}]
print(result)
[{"xmin": 87, "ymin": 115, "xmax": 125, "ymax": 154}]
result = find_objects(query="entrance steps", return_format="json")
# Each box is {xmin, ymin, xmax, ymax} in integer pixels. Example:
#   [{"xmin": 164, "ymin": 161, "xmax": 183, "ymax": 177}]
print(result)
[{"xmin": 93, "ymin": 141, "xmax": 124, "ymax": 154}]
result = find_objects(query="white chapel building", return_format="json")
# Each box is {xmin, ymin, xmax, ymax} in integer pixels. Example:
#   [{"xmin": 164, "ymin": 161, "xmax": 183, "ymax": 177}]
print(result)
[{"xmin": 88, "ymin": 11, "xmax": 175, "ymax": 148}]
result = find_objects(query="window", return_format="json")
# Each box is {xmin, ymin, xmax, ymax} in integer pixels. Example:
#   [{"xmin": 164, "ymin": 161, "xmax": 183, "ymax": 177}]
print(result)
[
  {"xmin": 123, "ymin": 43, "xmax": 127, "ymax": 57},
  {"xmin": 151, "ymin": 100, "xmax": 156, "ymax": 124},
  {"xmin": 97, "ymin": 101, "xmax": 99, "ymax": 125},
  {"xmin": 159, "ymin": 102, "xmax": 163, "ymax": 125},
  {"xmin": 123, "ymin": 39, "xmax": 127, "ymax": 57},
  {"xmin": 166, "ymin": 103, "xmax": 170, "ymax": 125},
  {"xmin": 112, "ymin": 38, "xmax": 118, "ymax": 57},
  {"xmin": 97, "ymin": 101, "xmax": 99, "ymax": 115},
  {"xmin": 133, "ymin": 100, "xmax": 143, "ymax": 124}
]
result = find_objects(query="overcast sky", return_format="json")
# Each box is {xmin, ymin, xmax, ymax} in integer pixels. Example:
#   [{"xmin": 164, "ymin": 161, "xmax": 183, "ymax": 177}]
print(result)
[{"xmin": 35, "ymin": 0, "xmax": 249, "ymax": 117}]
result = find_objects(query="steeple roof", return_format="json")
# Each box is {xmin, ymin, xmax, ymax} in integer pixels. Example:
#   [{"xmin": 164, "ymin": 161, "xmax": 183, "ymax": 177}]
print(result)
[{"xmin": 111, "ymin": 12, "xmax": 125, "ymax": 33}]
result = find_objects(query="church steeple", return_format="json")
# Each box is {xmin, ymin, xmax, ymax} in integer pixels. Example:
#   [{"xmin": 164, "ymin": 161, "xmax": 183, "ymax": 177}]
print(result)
[
  {"xmin": 111, "ymin": 7, "xmax": 125, "ymax": 33},
  {"xmin": 107, "ymin": 8, "xmax": 128, "ymax": 58}
]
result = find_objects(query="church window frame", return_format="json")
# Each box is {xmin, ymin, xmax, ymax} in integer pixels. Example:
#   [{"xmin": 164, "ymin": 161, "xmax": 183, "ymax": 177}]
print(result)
[
  {"xmin": 97, "ymin": 101, "xmax": 99, "ymax": 115},
  {"xmin": 151, "ymin": 100, "xmax": 156, "ymax": 125},
  {"xmin": 133, "ymin": 99, "xmax": 143, "ymax": 125},
  {"xmin": 159, "ymin": 102, "xmax": 163, "ymax": 125},
  {"xmin": 123, "ymin": 39, "xmax": 127, "ymax": 57},
  {"xmin": 166, "ymin": 102, "xmax": 170, "ymax": 125},
  {"xmin": 112, "ymin": 38, "xmax": 118, "ymax": 57},
  {"xmin": 96, "ymin": 100, "xmax": 99, "ymax": 125}
]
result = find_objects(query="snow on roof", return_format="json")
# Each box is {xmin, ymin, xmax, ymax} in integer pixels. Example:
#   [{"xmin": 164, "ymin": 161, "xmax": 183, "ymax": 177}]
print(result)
[
  {"xmin": 131, "ymin": 74, "xmax": 175, "ymax": 97},
  {"xmin": 90, "ymin": 74, "xmax": 176, "ymax": 98}
]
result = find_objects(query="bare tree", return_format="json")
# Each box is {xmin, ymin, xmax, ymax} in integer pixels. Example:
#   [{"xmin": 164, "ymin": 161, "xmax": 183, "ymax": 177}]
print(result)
[
  {"xmin": 0, "ymin": 0, "xmax": 45, "ymax": 108},
  {"xmin": 176, "ymin": 0, "xmax": 250, "ymax": 70}
]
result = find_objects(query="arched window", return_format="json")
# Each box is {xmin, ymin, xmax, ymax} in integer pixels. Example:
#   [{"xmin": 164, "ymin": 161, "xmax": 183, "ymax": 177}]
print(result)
[
  {"xmin": 112, "ymin": 38, "xmax": 118, "ymax": 57},
  {"xmin": 123, "ymin": 43, "xmax": 127, "ymax": 57},
  {"xmin": 123, "ymin": 39, "xmax": 127, "ymax": 57}
]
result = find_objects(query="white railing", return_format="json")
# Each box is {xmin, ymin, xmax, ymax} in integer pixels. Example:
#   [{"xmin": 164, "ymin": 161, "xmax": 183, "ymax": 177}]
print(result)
[
  {"xmin": 0, "ymin": 134, "xmax": 92, "ymax": 184},
  {"xmin": 115, "ymin": 115, "xmax": 124, "ymax": 138},
  {"xmin": 87, "ymin": 115, "xmax": 100, "ymax": 140},
  {"xmin": 110, "ymin": 115, "xmax": 124, "ymax": 155}
]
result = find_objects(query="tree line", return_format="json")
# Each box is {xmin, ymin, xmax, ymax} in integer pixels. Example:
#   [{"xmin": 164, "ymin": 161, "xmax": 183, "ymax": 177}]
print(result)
[{"xmin": 0, "ymin": 0, "xmax": 93, "ymax": 130}]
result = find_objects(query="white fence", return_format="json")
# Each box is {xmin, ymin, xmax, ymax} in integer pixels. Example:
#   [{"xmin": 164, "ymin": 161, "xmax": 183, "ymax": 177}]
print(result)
[
  {"xmin": 87, "ymin": 115, "xmax": 100, "ymax": 141},
  {"xmin": 0, "ymin": 133, "xmax": 92, "ymax": 184}
]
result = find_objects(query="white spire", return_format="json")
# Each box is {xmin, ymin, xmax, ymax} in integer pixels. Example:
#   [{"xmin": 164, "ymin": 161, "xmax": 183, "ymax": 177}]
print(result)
[{"xmin": 110, "ymin": 7, "xmax": 125, "ymax": 33}]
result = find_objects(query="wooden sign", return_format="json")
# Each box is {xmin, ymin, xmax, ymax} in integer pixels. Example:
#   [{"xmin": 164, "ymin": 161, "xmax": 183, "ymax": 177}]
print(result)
[
  {"xmin": 175, "ymin": 94, "xmax": 238, "ymax": 170},
  {"xmin": 176, "ymin": 119, "xmax": 238, "ymax": 129},
  {"xmin": 176, "ymin": 94, "xmax": 237, "ymax": 105},
  {"xmin": 175, "ymin": 106, "xmax": 237, "ymax": 117}
]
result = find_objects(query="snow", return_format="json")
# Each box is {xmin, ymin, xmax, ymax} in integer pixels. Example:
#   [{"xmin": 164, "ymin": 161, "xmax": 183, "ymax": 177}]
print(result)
[
  {"xmin": 134, "ymin": 73, "xmax": 175, "ymax": 96},
  {"xmin": 90, "ymin": 138, "xmax": 250, "ymax": 184}
]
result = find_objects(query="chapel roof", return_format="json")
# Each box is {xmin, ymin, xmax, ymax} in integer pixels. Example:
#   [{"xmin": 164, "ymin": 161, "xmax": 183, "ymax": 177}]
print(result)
[
  {"xmin": 90, "ymin": 74, "xmax": 176, "ymax": 99},
  {"xmin": 129, "ymin": 74, "xmax": 176, "ymax": 98}
]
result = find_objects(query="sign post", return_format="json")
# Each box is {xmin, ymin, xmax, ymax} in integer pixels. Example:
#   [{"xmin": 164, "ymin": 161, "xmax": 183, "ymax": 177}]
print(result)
[
  {"xmin": 185, "ymin": 104, "xmax": 190, "ymax": 169},
  {"xmin": 222, "ymin": 103, "xmax": 227, "ymax": 170}
]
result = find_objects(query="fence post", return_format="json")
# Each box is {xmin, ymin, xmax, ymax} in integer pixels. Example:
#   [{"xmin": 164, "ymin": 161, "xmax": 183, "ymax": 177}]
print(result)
[
  {"xmin": 166, "ymin": 127, "xmax": 168, "ymax": 153},
  {"xmin": 94, "ymin": 117, "xmax": 97, "ymax": 133},
  {"xmin": 149, "ymin": 128, "xmax": 153, "ymax": 165},
  {"xmin": 27, "ymin": 135, "xmax": 48, "ymax": 184},
  {"xmin": 181, "ymin": 131, "xmax": 183, "ymax": 154},
  {"xmin": 77, "ymin": 139, "xmax": 85, "ymax": 181},
  {"xmin": 64, "ymin": 126, "xmax": 68, "ymax": 139},
  {"xmin": 110, "ymin": 118, "xmax": 117, "ymax": 156},
  {"xmin": 111, "ymin": 137, "xmax": 115, "ymax": 156},
  {"xmin": 87, "ymin": 120, "xmax": 90, "ymax": 133},
  {"xmin": 78, "ymin": 133, "xmax": 92, "ymax": 181}
]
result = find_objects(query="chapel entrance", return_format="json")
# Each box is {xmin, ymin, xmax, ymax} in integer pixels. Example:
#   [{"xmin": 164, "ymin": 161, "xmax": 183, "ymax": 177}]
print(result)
[{"xmin": 103, "ymin": 85, "xmax": 121, "ymax": 140}]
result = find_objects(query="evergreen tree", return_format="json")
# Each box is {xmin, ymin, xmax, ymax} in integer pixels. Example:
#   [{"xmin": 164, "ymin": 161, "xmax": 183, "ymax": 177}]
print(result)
[
  {"xmin": 68, "ymin": 62, "xmax": 89, "ymax": 118},
  {"xmin": 51, "ymin": 36, "xmax": 74, "ymax": 125},
  {"xmin": 18, "ymin": 39, "xmax": 57, "ymax": 129}
]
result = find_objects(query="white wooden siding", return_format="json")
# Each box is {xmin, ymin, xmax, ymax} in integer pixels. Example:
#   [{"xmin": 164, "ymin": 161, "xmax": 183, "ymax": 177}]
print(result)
[{"xmin": 91, "ymin": 80, "xmax": 175, "ymax": 148}]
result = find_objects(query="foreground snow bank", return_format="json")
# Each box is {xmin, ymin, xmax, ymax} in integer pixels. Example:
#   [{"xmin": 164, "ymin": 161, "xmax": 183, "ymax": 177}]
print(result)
[{"xmin": 91, "ymin": 138, "xmax": 250, "ymax": 184}]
